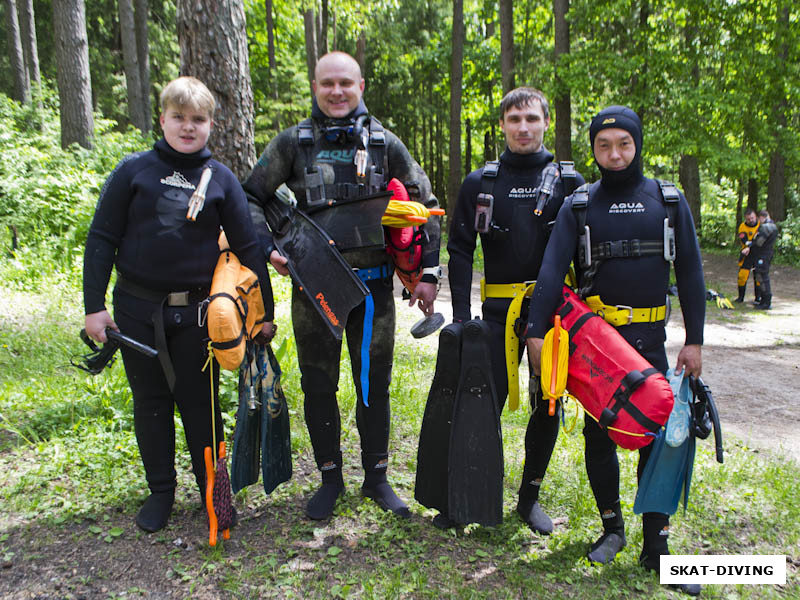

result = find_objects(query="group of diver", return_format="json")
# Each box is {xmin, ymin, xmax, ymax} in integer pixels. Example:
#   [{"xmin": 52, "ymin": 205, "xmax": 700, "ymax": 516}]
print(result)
[{"xmin": 84, "ymin": 50, "xmax": 723, "ymax": 595}]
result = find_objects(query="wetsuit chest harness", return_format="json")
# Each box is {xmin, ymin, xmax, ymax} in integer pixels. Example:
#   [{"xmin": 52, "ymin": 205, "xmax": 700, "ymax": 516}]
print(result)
[
  {"xmin": 573, "ymin": 180, "xmax": 679, "ymax": 315},
  {"xmin": 298, "ymin": 116, "xmax": 387, "ymax": 209},
  {"xmin": 475, "ymin": 160, "xmax": 578, "ymax": 237}
]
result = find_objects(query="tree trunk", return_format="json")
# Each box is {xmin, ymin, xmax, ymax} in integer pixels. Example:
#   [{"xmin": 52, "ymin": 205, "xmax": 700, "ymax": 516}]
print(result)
[
  {"xmin": 553, "ymin": 0, "xmax": 571, "ymax": 161},
  {"xmin": 767, "ymin": 150, "xmax": 785, "ymax": 222},
  {"xmin": 134, "ymin": 0, "xmax": 152, "ymax": 132},
  {"xmin": 766, "ymin": 3, "xmax": 789, "ymax": 222},
  {"xmin": 177, "ymin": 0, "xmax": 256, "ymax": 179},
  {"xmin": 303, "ymin": 8, "xmax": 317, "ymax": 90},
  {"xmin": 320, "ymin": 0, "xmax": 328, "ymax": 56},
  {"xmin": 4, "ymin": 0, "xmax": 30, "ymax": 103},
  {"xmin": 499, "ymin": 0, "xmax": 514, "ymax": 94},
  {"xmin": 355, "ymin": 29, "xmax": 365, "ymax": 72},
  {"xmin": 747, "ymin": 178, "xmax": 758, "ymax": 212},
  {"xmin": 53, "ymin": 0, "xmax": 93, "ymax": 148},
  {"xmin": 17, "ymin": 0, "xmax": 40, "ymax": 90},
  {"xmin": 119, "ymin": 0, "xmax": 148, "ymax": 132},
  {"xmin": 735, "ymin": 178, "xmax": 743, "ymax": 241},
  {"xmin": 679, "ymin": 154, "xmax": 701, "ymax": 229},
  {"xmin": 265, "ymin": 0, "xmax": 279, "ymax": 129},
  {"xmin": 447, "ymin": 0, "xmax": 464, "ymax": 213}
]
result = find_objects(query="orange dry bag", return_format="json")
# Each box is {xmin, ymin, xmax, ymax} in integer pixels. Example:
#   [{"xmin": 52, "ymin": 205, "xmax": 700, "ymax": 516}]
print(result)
[
  {"xmin": 206, "ymin": 245, "xmax": 265, "ymax": 370},
  {"xmin": 552, "ymin": 285, "xmax": 673, "ymax": 450}
]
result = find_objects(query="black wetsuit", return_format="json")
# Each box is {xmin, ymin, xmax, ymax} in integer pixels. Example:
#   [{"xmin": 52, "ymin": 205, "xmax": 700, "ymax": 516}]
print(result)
[
  {"xmin": 448, "ymin": 147, "xmax": 584, "ymax": 507},
  {"xmin": 243, "ymin": 101, "xmax": 440, "ymax": 485},
  {"xmin": 526, "ymin": 171, "xmax": 705, "ymax": 557},
  {"xmin": 752, "ymin": 219, "xmax": 778, "ymax": 306},
  {"xmin": 84, "ymin": 138, "xmax": 274, "ymax": 497}
]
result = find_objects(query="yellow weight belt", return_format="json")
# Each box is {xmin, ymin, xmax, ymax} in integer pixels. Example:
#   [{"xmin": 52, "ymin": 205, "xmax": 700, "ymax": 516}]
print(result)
[
  {"xmin": 584, "ymin": 295, "xmax": 667, "ymax": 327},
  {"xmin": 480, "ymin": 279, "xmax": 536, "ymax": 412}
]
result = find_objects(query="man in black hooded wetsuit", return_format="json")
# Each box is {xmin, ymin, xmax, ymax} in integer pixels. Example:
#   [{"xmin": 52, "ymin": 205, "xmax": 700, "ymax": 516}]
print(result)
[
  {"xmin": 243, "ymin": 51, "xmax": 441, "ymax": 521},
  {"xmin": 446, "ymin": 87, "xmax": 584, "ymax": 532},
  {"xmin": 525, "ymin": 106, "xmax": 705, "ymax": 596}
]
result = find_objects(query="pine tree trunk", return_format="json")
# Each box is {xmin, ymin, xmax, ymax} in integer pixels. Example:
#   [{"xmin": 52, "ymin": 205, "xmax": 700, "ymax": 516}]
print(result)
[
  {"xmin": 747, "ymin": 178, "xmax": 758, "ymax": 212},
  {"xmin": 320, "ymin": 0, "xmax": 328, "ymax": 56},
  {"xmin": 4, "ymin": 0, "xmax": 30, "ymax": 103},
  {"xmin": 465, "ymin": 118, "xmax": 471, "ymax": 174},
  {"xmin": 553, "ymin": 0, "xmax": 572, "ymax": 161},
  {"xmin": 679, "ymin": 154, "xmax": 701, "ymax": 229},
  {"xmin": 766, "ymin": 3, "xmax": 788, "ymax": 222},
  {"xmin": 303, "ymin": 8, "xmax": 317, "ymax": 89},
  {"xmin": 134, "ymin": 0, "xmax": 152, "ymax": 132},
  {"xmin": 447, "ymin": 0, "xmax": 464, "ymax": 213},
  {"xmin": 53, "ymin": 0, "xmax": 93, "ymax": 149},
  {"xmin": 355, "ymin": 29, "xmax": 365, "ymax": 71},
  {"xmin": 177, "ymin": 0, "xmax": 256, "ymax": 179},
  {"xmin": 17, "ymin": 0, "xmax": 40, "ymax": 90},
  {"xmin": 119, "ymin": 0, "xmax": 147, "ymax": 131},
  {"xmin": 499, "ymin": 0, "xmax": 514, "ymax": 94}
]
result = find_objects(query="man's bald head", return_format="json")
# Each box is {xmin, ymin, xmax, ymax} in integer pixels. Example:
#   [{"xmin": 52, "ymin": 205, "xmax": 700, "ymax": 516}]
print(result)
[{"xmin": 313, "ymin": 52, "xmax": 365, "ymax": 119}]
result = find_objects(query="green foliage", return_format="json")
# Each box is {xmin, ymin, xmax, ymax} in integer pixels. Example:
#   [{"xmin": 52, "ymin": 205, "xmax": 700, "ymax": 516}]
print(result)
[{"xmin": 0, "ymin": 91, "xmax": 150, "ymax": 271}]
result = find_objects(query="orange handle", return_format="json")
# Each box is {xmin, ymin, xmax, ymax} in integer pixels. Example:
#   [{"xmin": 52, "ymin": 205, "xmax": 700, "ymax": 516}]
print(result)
[
  {"xmin": 548, "ymin": 315, "xmax": 561, "ymax": 416},
  {"xmin": 428, "ymin": 208, "xmax": 446, "ymax": 216},
  {"xmin": 204, "ymin": 446, "xmax": 218, "ymax": 546},
  {"xmin": 406, "ymin": 215, "xmax": 428, "ymax": 223}
]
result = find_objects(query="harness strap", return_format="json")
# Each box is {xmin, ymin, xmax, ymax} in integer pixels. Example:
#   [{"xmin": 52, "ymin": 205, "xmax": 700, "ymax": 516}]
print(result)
[
  {"xmin": 481, "ymin": 278, "xmax": 536, "ymax": 411},
  {"xmin": 599, "ymin": 367, "xmax": 662, "ymax": 432},
  {"xmin": 584, "ymin": 296, "xmax": 667, "ymax": 327}
]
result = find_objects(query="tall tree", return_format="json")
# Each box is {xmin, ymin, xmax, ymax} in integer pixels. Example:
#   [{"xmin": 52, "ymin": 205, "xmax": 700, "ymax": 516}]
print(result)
[
  {"xmin": 4, "ymin": 0, "xmax": 30, "ymax": 103},
  {"xmin": 499, "ymin": 0, "xmax": 514, "ymax": 94},
  {"xmin": 678, "ymin": 10, "xmax": 701, "ymax": 227},
  {"xmin": 303, "ymin": 8, "xmax": 318, "ymax": 90},
  {"xmin": 766, "ymin": 2, "xmax": 789, "ymax": 221},
  {"xmin": 133, "ymin": 0, "xmax": 152, "ymax": 132},
  {"xmin": 53, "ymin": 0, "xmax": 93, "ymax": 148},
  {"xmin": 447, "ymin": 0, "xmax": 464, "ymax": 211},
  {"xmin": 320, "ymin": 0, "xmax": 329, "ymax": 56},
  {"xmin": 553, "ymin": 0, "xmax": 571, "ymax": 160},
  {"xmin": 17, "ymin": 0, "xmax": 40, "ymax": 94},
  {"xmin": 177, "ymin": 0, "xmax": 256, "ymax": 178},
  {"xmin": 118, "ymin": 0, "xmax": 148, "ymax": 131}
]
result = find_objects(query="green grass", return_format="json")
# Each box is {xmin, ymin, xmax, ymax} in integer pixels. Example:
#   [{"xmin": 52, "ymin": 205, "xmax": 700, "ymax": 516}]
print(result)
[{"xmin": 0, "ymin": 254, "xmax": 798, "ymax": 599}]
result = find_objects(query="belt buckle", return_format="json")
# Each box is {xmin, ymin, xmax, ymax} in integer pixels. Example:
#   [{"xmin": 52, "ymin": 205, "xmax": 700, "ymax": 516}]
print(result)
[
  {"xmin": 168, "ymin": 291, "xmax": 190, "ymax": 306},
  {"xmin": 615, "ymin": 304, "xmax": 633, "ymax": 325}
]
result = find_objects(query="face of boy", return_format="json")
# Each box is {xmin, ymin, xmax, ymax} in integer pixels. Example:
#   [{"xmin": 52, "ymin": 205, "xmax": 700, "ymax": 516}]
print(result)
[
  {"xmin": 160, "ymin": 104, "xmax": 212, "ymax": 154},
  {"xmin": 593, "ymin": 128, "xmax": 636, "ymax": 172},
  {"xmin": 499, "ymin": 100, "xmax": 549, "ymax": 154}
]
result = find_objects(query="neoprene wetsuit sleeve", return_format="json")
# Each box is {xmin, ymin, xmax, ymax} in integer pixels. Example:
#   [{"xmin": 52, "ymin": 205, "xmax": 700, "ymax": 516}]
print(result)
[
  {"xmin": 447, "ymin": 171, "xmax": 481, "ymax": 322},
  {"xmin": 218, "ymin": 164, "xmax": 275, "ymax": 321},
  {"xmin": 242, "ymin": 128, "xmax": 298, "ymax": 260},
  {"xmin": 83, "ymin": 154, "xmax": 139, "ymax": 315},
  {"xmin": 525, "ymin": 198, "xmax": 580, "ymax": 339},
  {"xmin": 673, "ymin": 193, "xmax": 705, "ymax": 346},
  {"xmin": 385, "ymin": 130, "xmax": 441, "ymax": 268}
]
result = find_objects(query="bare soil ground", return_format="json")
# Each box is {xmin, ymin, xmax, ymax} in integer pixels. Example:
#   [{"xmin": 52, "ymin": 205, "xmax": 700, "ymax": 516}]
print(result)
[{"xmin": 1, "ymin": 252, "xmax": 798, "ymax": 599}]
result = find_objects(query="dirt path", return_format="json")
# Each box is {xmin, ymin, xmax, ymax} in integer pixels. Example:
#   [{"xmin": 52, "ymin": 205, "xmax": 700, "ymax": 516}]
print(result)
[{"xmin": 396, "ymin": 251, "xmax": 800, "ymax": 463}]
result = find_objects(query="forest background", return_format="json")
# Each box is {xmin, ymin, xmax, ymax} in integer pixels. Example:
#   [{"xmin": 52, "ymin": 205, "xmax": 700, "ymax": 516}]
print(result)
[{"xmin": 1, "ymin": 0, "xmax": 800, "ymax": 264}]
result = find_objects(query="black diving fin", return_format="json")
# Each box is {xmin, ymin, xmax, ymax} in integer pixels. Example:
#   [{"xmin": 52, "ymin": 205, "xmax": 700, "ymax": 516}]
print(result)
[
  {"xmin": 264, "ymin": 196, "xmax": 368, "ymax": 340},
  {"xmin": 447, "ymin": 319, "xmax": 504, "ymax": 526},
  {"xmin": 414, "ymin": 322, "xmax": 463, "ymax": 514},
  {"xmin": 260, "ymin": 344, "xmax": 292, "ymax": 495},
  {"xmin": 231, "ymin": 345, "xmax": 262, "ymax": 494}
]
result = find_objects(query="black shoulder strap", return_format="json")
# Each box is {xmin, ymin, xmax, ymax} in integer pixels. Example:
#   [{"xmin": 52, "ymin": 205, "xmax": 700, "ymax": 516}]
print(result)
[
  {"xmin": 657, "ymin": 179, "xmax": 680, "ymax": 261},
  {"xmin": 367, "ymin": 117, "xmax": 386, "ymax": 190},
  {"xmin": 297, "ymin": 119, "xmax": 326, "ymax": 207},
  {"xmin": 559, "ymin": 161, "xmax": 578, "ymax": 196},
  {"xmin": 481, "ymin": 160, "xmax": 500, "ymax": 198}
]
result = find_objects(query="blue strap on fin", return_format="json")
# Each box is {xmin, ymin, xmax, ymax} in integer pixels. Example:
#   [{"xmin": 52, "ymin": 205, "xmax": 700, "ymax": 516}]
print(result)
[{"xmin": 354, "ymin": 264, "xmax": 393, "ymax": 407}]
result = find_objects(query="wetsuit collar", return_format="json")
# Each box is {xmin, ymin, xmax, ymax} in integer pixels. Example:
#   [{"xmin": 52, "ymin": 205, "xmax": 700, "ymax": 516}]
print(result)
[
  {"xmin": 155, "ymin": 138, "xmax": 212, "ymax": 166},
  {"xmin": 500, "ymin": 146, "xmax": 554, "ymax": 171},
  {"xmin": 311, "ymin": 97, "xmax": 369, "ymax": 124},
  {"xmin": 599, "ymin": 168, "xmax": 646, "ymax": 193}
]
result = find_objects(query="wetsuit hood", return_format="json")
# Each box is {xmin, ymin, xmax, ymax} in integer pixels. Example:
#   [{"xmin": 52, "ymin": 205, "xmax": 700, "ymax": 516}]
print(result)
[{"xmin": 589, "ymin": 105, "xmax": 643, "ymax": 188}]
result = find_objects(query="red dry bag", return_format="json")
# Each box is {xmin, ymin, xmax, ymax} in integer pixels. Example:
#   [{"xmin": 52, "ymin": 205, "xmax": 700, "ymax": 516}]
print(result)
[
  {"xmin": 554, "ymin": 286, "xmax": 673, "ymax": 450},
  {"xmin": 385, "ymin": 178, "xmax": 424, "ymax": 293}
]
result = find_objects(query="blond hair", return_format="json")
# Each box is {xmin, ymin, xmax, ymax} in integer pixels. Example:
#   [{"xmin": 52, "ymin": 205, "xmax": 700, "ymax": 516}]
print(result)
[{"xmin": 160, "ymin": 76, "xmax": 216, "ymax": 118}]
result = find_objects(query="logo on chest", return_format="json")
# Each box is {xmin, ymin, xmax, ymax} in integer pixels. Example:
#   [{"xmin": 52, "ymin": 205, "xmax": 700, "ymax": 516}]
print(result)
[
  {"xmin": 608, "ymin": 202, "xmax": 645, "ymax": 214},
  {"xmin": 317, "ymin": 149, "xmax": 356, "ymax": 163},
  {"xmin": 508, "ymin": 187, "xmax": 537, "ymax": 199},
  {"xmin": 160, "ymin": 171, "xmax": 196, "ymax": 190}
]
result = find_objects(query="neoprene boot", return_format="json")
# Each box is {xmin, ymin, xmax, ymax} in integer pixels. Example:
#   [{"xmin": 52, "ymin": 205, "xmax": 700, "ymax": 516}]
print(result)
[
  {"xmin": 135, "ymin": 489, "xmax": 175, "ymax": 533},
  {"xmin": 361, "ymin": 453, "xmax": 410, "ymax": 518},
  {"xmin": 639, "ymin": 514, "xmax": 701, "ymax": 596},
  {"xmin": 517, "ymin": 493, "xmax": 553, "ymax": 535},
  {"xmin": 734, "ymin": 285, "xmax": 746, "ymax": 303},
  {"xmin": 755, "ymin": 293, "xmax": 772, "ymax": 310},
  {"xmin": 587, "ymin": 502, "xmax": 626, "ymax": 564},
  {"xmin": 305, "ymin": 452, "xmax": 345, "ymax": 520}
]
